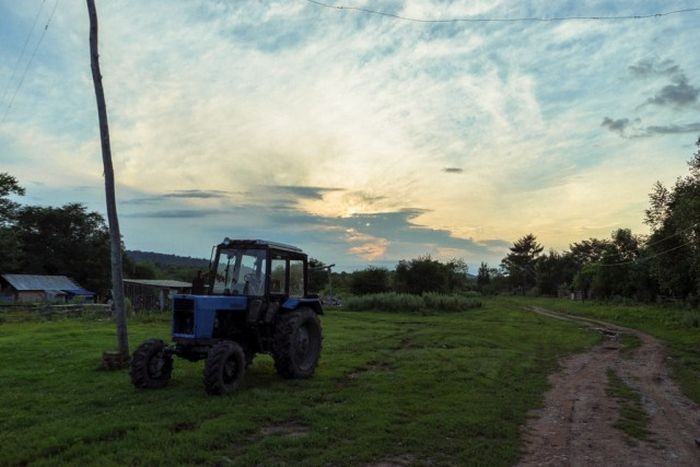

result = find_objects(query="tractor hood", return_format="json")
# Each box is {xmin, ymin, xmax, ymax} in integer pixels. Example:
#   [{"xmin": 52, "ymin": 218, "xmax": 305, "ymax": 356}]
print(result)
[{"xmin": 172, "ymin": 294, "xmax": 248, "ymax": 339}]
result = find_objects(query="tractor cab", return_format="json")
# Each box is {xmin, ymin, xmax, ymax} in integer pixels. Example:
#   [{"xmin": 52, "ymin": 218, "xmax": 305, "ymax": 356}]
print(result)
[{"xmin": 208, "ymin": 238, "xmax": 308, "ymax": 299}]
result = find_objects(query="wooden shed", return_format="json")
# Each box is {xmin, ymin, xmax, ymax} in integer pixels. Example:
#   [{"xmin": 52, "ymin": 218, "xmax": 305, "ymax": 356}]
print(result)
[{"xmin": 123, "ymin": 279, "xmax": 192, "ymax": 311}]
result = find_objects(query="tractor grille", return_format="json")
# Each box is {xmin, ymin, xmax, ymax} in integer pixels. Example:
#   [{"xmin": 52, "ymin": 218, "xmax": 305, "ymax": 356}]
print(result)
[{"xmin": 173, "ymin": 297, "xmax": 195, "ymax": 335}]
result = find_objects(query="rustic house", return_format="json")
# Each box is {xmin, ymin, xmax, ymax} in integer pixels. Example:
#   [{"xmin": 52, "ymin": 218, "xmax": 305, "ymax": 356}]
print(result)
[
  {"xmin": 0, "ymin": 274, "xmax": 95, "ymax": 303},
  {"xmin": 123, "ymin": 279, "xmax": 192, "ymax": 311}
]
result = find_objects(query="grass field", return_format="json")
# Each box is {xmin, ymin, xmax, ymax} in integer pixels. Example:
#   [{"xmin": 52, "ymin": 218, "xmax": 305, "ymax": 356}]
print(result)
[
  {"xmin": 513, "ymin": 297, "xmax": 700, "ymax": 405},
  {"xmin": 0, "ymin": 301, "xmax": 599, "ymax": 466}
]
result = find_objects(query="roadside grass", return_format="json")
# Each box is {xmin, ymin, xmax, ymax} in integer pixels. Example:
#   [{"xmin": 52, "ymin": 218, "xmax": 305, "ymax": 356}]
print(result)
[
  {"xmin": 606, "ymin": 369, "xmax": 651, "ymax": 442},
  {"xmin": 0, "ymin": 301, "xmax": 598, "ymax": 466},
  {"xmin": 507, "ymin": 297, "xmax": 700, "ymax": 404}
]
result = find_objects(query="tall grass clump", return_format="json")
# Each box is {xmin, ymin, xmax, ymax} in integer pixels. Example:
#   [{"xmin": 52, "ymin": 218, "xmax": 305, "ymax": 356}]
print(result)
[{"xmin": 344, "ymin": 292, "xmax": 481, "ymax": 312}]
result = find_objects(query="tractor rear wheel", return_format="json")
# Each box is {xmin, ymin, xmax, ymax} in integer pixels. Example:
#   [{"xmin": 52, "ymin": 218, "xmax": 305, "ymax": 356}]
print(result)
[
  {"xmin": 272, "ymin": 307, "xmax": 322, "ymax": 379},
  {"xmin": 203, "ymin": 341, "xmax": 246, "ymax": 395},
  {"xmin": 130, "ymin": 339, "xmax": 173, "ymax": 389}
]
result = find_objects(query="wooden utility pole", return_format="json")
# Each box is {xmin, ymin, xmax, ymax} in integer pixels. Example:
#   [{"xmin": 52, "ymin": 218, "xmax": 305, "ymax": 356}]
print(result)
[{"xmin": 87, "ymin": 0, "xmax": 129, "ymax": 364}]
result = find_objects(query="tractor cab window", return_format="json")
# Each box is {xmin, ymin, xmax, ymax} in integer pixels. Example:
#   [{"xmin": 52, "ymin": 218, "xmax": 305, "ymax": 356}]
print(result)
[
  {"xmin": 213, "ymin": 248, "xmax": 266, "ymax": 296},
  {"xmin": 270, "ymin": 258, "xmax": 286, "ymax": 294},
  {"xmin": 289, "ymin": 260, "xmax": 304, "ymax": 297}
]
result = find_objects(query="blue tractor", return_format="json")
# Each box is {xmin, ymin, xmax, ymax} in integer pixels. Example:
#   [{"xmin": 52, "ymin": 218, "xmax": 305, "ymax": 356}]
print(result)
[{"xmin": 129, "ymin": 239, "xmax": 323, "ymax": 395}]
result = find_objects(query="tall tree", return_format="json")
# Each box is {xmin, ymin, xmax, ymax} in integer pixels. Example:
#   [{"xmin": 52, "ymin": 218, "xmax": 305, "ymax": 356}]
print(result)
[
  {"xmin": 501, "ymin": 234, "xmax": 543, "ymax": 292},
  {"xmin": 0, "ymin": 173, "xmax": 25, "ymax": 272},
  {"xmin": 87, "ymin": 0, "xmax": 128, "ymax": 360},
  {"xmin": 643, "ymin": 137, "xmax": 700, "ymax": 299},
  {"xmin": 476, "ymin": 262, "xmax": 491, "ymax": 291},
  {"xmin": 16, "ymin": 203, "xmax": 111, "ymax": 294}
]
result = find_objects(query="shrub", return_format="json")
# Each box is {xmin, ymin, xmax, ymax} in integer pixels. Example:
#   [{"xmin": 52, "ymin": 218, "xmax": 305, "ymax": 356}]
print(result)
[{"xmin": 344, "ymin": 292, "xmax": 480, "ymax": 312}]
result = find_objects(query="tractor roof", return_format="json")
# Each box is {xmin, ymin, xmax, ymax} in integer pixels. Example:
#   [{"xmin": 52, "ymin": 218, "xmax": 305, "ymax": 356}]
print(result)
[{"xmin": 220, "ymin": 238, "xmax": 304, "ymax": 254}]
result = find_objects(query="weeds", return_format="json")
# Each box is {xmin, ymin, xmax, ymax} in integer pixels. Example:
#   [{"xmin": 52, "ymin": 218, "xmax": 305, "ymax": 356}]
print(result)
[
  {"xmin": 344, "ymin": 292, "xmax": 481, "ymax": 312},
  {"xmin": 606, "ymin": 369, "xmax": 651, "ymax": 441}
]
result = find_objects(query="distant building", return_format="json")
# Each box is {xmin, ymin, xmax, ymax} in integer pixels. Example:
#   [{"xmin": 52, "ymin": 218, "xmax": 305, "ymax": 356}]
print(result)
[
  {"xmin": 0, "ymin": 274, "xmax": 95, "ymax": 303},
  {"xmin": 123, "ymin": 279, "xmax": 192, "ymax": 311}
]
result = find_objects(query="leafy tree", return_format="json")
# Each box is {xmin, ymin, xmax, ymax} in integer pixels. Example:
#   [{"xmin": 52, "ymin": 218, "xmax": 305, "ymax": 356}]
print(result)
[
  {"xmin": 128, "ymin": 262, "xmax": 158, "ymax": 280},
  {"xmin": 643, "ymin": 137, "xmax": 700, "ymax": 299},
  {"xmin": 501, "ymin": 234, "xmax": 543, "ymax": 292},
  {"xmin": 445, "ymin": 258, "xmax": 469, "ymax": 292},
  {"xmin": 15, "ymin": 203, "xmax": 111, "ymax": 295},
  {"xmin": 308, "ymin": 258, "xmax": 330, "ymax": 294},
  {"xmin": 476, "ymin": 262, "xmax": 491, "ymax": 291},
  {"xmin": 0, "ymin": 173, "xmax": 25, "ymax": 272},
  {"xmin": 350, "ymin": 267, "xmax": 391, "ymax": 295},
  {"xmin": 569, "ymin": 238, "xmax": 611, "ymax": 265},
  {"xmin": 535, "ymin": 251, "xmax": 577, "ymax": 296},
  {"xmin": 394, "ymin": 255, "xmax": 467, "ymax": 295}
]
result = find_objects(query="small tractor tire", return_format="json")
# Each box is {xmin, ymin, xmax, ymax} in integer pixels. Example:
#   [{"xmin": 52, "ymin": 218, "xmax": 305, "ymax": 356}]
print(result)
[
  {"xmin": 272, "ymin": 307, "xmax": 322, "ymax": 379},
  {"xmin": 203, "ymin": 341, "xmax": 246, "ymax": 395},
  {"xmin": 129, "ymin": 339, "xmax": 173, "ymax": 389}
]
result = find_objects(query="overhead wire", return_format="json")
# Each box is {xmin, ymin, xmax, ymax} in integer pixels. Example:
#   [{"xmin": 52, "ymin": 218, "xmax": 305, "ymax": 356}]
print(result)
[
  {"xmin": 0, "ymin": 0, "xmax": 47, "ymax": 109},
  {"xmin": 1, "ymin": 0, "xmax": 61, "ymax": 124},
  {"xmin": 642, "ymin": 222, "xmax": 699, "ymax": 250},
  {"xmin": 597, "ymin": 240, "xmax": 697, "ymax": 267},
  {"xmin": 304, "ymin": 0, "xmax": 700, "ymax": 24}
]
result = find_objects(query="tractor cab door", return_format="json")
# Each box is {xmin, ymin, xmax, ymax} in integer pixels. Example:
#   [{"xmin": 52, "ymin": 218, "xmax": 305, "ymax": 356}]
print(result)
[{"xmin": 268, "ymin": 252, "xmax": 306, "ymax": 298}]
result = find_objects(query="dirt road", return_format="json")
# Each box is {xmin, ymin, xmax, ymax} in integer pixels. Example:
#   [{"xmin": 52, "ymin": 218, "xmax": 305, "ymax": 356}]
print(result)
[{"xmin": 518, "ymin": 306, "xmax": 700, "ymax": 467}]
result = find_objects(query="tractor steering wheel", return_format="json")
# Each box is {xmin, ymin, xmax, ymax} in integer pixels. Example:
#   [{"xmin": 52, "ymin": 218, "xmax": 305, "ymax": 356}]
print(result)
[{"xmin": 244, "ymin": 273, "xmax": 260, "ymax": 294}]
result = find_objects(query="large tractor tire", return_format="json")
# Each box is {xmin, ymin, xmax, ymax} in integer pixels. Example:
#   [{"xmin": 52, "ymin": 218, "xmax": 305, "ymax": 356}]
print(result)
[
  {"xmin": 130, "ymin": 339, "xmax": 173, "ymax": 389},
  {"xmin": 272, "ymin": 307, "xmax": 322, "ymax": 379},
  {"xmin": 203, "ymin": 341, "xmax": 246, "ymax": 395}
]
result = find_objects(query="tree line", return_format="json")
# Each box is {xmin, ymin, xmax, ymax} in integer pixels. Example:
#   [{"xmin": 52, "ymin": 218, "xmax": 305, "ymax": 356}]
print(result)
[
  {"xmin": 310, "ymin": 256, "xmax": 471, "ymax": 296},
  {"xmin": 488, "ymin": 138, "xmax": 700, "ymax": 304}
]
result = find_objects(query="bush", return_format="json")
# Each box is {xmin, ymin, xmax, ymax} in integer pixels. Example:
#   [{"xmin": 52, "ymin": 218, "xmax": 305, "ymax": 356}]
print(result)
[
  {"xmin": 344, "ymin": 292, "xmax": 481, "ymax": 312},
  {"xmin": 350, "ymin": 267, "xmax": 392, "ymax": 295}
]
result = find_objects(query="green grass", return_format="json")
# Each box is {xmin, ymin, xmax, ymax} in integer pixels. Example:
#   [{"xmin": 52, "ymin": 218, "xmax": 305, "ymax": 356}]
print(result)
[
  {"xmin": 508, "ymin": 297, "xmax": 700, "ymax": 405},
  {"xmin": 0, "ymin": 301, "xmax": 598, "ymax": 466},
  {"xmin": 620, "ymin": 334, "xmax": 642, "ymax": 353},
  {"xmin": 606, "ymin": 369, "xmax": 651, "ymax": 441}
]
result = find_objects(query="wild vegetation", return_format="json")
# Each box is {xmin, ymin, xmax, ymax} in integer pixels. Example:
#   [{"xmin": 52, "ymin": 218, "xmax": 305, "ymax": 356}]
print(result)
[
  {"xmin": 0, "ymin": 299, "xmax": 598, "ymax": 466},
  {"xmin": 344, "ymin": 292, "xmax": 481, "ymax": 312},
  {"xmin": 488, "ymin": 138, "xmax": 700, "ymax": 304}
]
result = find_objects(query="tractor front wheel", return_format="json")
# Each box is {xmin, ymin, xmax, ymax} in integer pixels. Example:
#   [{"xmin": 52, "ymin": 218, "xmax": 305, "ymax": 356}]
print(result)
[
  {"xmin": 129, "ymin": 339, "xmax": 173, "ymax": 389},
  {"xmin": 272, "ymin": 307, "xmax": 322, "ymax": 379},
  {"xmin": 203, "ymin": 341, "xmax": 246, "ymax": 395}
]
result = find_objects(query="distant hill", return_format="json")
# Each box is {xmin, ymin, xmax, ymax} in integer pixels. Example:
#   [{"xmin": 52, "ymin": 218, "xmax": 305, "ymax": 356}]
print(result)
[{"xmin": 126, "ymin": 250, "xmax": 209, "ymax": 268}]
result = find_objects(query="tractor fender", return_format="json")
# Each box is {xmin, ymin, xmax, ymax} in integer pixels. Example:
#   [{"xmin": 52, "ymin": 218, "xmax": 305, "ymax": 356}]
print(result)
[{"xmin": 281, "ymin": 298, "xmax": 324, "ymax": 315}]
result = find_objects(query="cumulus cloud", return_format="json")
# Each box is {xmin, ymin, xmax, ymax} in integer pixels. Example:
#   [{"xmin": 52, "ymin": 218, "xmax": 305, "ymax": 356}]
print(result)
[
  {"xmin": 601, "ymin": 117, "xmax": 630, "ymax": 136},
  {"xmin": 645, "ymin": 75, "xmax": 699, "ymax": 108}
]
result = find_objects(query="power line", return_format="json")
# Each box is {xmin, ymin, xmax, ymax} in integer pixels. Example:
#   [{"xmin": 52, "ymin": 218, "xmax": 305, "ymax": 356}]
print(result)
[
  {"xmin": 304, "ymin": 0, "xmax": 700, "ymax": 24},
  {"xmin": 643, "ymin": 222, "xmax": 699, "ymax": 250},
  {"xmin": 0, "ymin": 0, "xmax": 47, "ymax": 109},
  {"xmin": 597, "ymin": 240, "xmax": 696, "ymax": 268},
  {"xmin": 1, "ymin": 0, "xmax": 60, "ymax": 124}
]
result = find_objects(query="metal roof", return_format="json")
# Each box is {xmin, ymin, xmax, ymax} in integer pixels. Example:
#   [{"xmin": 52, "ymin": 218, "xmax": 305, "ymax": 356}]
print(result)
[
  {"xmin": 1, "ymin": 274, "xmax": 83, "ymax": 292},
  {"xmin": 123, "ymin": 279, "xmax": 192, "ymax": 288},
  {"xmin": 221, "ymin": 238, "xmax": 304, "ymax": 253}
]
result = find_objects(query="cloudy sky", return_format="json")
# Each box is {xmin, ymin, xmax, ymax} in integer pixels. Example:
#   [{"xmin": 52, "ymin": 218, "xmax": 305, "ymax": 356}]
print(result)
[{"xmin": 1, "ymin": 1, "xmax": 699, "ymax": 271}]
